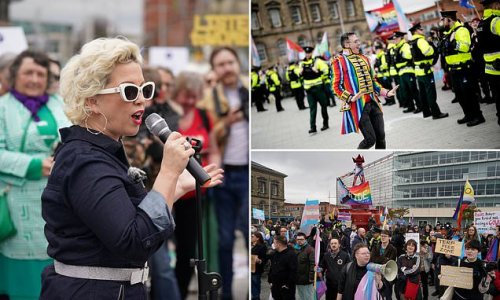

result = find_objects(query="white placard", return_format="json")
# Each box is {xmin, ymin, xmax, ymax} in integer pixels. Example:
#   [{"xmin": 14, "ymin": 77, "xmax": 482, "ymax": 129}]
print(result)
[
  {"xmin": 474, "ymin": 211, "xmax": 500, "ymax": 234},
  {"xmin": 148, "ymin": 47, "xmax": 190, "ymax": 76},
  {"xmin": 0, "ymin": 27, "xmax": 28, "ymax": 55},
  {"xmin": 405, "ymin": 232, "xmax": 420, "ymax": 253}
]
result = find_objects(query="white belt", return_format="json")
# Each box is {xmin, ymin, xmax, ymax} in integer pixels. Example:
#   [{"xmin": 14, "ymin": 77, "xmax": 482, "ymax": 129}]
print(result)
[{"xmin": 54, "ymin": 260, "xmax": 149, "ymax": 285}]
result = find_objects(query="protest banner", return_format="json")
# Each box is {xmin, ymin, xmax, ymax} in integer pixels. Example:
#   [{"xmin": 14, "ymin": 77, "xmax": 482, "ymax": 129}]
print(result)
[
  {"xmin": 440, "ymin": 265, "xmax": 473, "ymax": 289},
  {"xmin": 299, "ymin": 199, "xmax": 320, "ymax": 236},
  {"xmin": 252, "ymin": 208, "xmax": 265, "ymax": 221},
  {"xmin": 338, "ymin": 212, "xmax": 351, "ymax": 221},
  {"xmin": 435, "ymin": 239, "xmax": 463, "ymax": 257},
  {"xmin": 474, "ymin": 211, "xmax": 500, "ymax": 234}
]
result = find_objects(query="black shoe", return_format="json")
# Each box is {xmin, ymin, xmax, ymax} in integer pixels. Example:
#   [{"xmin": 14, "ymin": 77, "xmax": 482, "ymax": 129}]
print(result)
[
  {"xmin": 388, "ymin": 101, "xmax": 396, "ymax": 106},
  {"xmin": 423, "ymin": 113, "xmax": 432, "ymax": 118},
  {"xmin": 403, "ymin": 108, "xmax": 415, "ymax": 113},
  {"xmin": 457, "ymin": 116, "xmax": 472, "ymax": 124},
  {"xmin": 433, "ymin": 113, "xmax": 449, "ymax": 120},
  {"xmin": 277, "ymin": 108, "xmax": 284, "ymax": 112},
  {"xmin": 467, "ymin": 117, "xmax": 485, "ymax": 127},
  {"xmin": 383, "ymin": 102, "xmax": 390, "ymax": 106},
  {"xmin": 413, "ymin": 108, "xmax": 422, "ymax": 114},
  {"xmin": 309, "ymin": 128, "xmax": 317, "ymax": 134},
  {"xmin": 321, "ymin": 126, "xmax": 329, "ymax": 131},
  {"xmin": 451, "ymin": 98, "xmax": 459, "ymax": 103},
  {"xmin": 431, "ymin": 291, "xmax": 439, "ymax": 296}
]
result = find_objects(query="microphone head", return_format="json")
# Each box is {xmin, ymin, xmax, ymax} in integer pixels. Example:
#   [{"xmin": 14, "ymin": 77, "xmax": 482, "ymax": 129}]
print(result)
[{"xmin": 145, "ymin": 113, "xmax": 170, "ymax": 137}]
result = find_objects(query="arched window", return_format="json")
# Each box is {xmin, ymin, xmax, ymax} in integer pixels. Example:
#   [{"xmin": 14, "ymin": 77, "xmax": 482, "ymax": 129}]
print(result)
[
  {"xmin": 268, "ymin": 8, "xmax": 282, "ymax": 28},
  {"xmin": 290, "ymin": 6, "xmax": 302, "ymax": 24},
  {"xmin": 277, "ymin": 39, "xmax": 287, "ymax": 56},
  {"xmin": 346, "ymin": 0, "xmax": 356, "ymax": 17},
  {"xmin": 256, "ymin": 43, "xmax": 268, "ymax": 62}
]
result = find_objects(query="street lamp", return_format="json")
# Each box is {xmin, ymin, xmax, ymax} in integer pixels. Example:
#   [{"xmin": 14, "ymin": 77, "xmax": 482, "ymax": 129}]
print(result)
[{"xmin": 268, "ymin": 175, "xmax": 272, "ymax": 222}]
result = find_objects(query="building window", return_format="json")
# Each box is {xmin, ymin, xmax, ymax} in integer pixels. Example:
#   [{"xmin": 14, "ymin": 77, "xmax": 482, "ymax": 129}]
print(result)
[
  {"xmin": 271, "ymin": 182, "xmax": 278, "ymax": 196},
  {"xmin": 328, "ymin": 1, "xmax": 339, "ymax": 19},
  {"xmin": 277, "ymin": 39, "xmax": 287, "ymax": 56},
  {"xmin": 272, "ymin": 205, "xmax": 278, "ymax": 213},
  {"xmin": 310, "ymin": 4, "xmax": 321, "ymax": 22},
  {"xmin": 256, "ymin": 43, "xmax": 267, "ymax": 62},
  {"xmin": 346, "ymin": 0, "xmax": 355, "ymax": 17},
  {"xmin": 258, "ymin": 179, "xmax": 266, "ymax": 194},
  {"xmin": 251, "ymin": 11, "xmax": 260, "ymax": 30},
  {"xmin": 290, "ymin": 6, "xmax": 302, "ymax": 24},
  {"xmin": 298, "ymin": 35, "xmax": 308, "ymax": 48},
  {"xmin": 268, "ymin": 8, "xmax": 282, "ymax": 28}
]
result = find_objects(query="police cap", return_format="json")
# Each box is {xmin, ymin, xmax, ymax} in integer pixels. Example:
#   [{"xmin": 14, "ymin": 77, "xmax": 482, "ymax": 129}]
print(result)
[
  {"xmin": 303, "ymin": 46, "xmax": 314, "ymax": 53},
  {"xmin": 440, "ymin": 10, "xmax": 457, "ymax": 19},
  {"xmin": 408, "ymin": 22, "xmax": 423, "ymax": 33}
]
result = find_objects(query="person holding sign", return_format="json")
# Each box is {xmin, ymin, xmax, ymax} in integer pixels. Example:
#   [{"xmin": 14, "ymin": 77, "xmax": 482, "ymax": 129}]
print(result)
[
  {"xmin": 396, "ymin": 239, "xmax": 421, "ymax": 300},
  {"xmin": 453, "ymin": 240, "xmax": 489, "ymax": 300},
  {"xmin": 251, "ymin": 232, "xmax": 267, "ymax": 300}
]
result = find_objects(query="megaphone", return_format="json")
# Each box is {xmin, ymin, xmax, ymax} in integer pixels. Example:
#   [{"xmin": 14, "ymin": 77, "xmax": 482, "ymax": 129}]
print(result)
[{"xmin": 366, "ymin": 260, "xmax": 397, "ymax": 282}]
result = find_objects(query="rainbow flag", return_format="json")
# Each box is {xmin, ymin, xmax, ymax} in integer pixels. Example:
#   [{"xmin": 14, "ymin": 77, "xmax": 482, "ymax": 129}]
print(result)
[
  {"xmin": 453, "ymin": 179, "xmax": 475, "ymax": 228},
  {"xmin": 338, "ymin": 178, "xmax": 372, "ymax": 206}
]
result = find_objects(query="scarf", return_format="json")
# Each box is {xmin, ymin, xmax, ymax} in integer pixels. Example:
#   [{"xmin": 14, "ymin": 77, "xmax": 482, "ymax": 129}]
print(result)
[{"xmin": 10, "ymin": 88, "xmax": 49, "ymax": 122}]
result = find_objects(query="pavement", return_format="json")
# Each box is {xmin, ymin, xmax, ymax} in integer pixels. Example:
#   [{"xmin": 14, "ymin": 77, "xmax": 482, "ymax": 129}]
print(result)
[{"xmin": 251, "ymin": 81, "xmax": 500, "ymax": 149}]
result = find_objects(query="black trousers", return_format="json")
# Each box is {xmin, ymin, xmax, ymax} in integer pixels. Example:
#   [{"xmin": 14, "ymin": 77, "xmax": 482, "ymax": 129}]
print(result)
[
  {"xmin": 450, "ymin": 68, "xmax": 484, "ymax": 121},
  {"xmin": 420, "ymin": 271, "xmax": 429, "ymax": 300},
  {"xmin": 306, "ymin": 85, "xmax": 329, "ymax": 130},
  {"xmin": 270, "ymin": 283, "xmax": 295, "ymax": 300},
  {"xmin": 358, "ymin": 101, "xmax": 386, "ymax": 149},
  {"xmin": 399, "ymin": 73, "xmax": 421, "ymax": 110},
  {"xmin": 271, "ymin": 88, "xmax": 284, "ymax": 111},
  {"xmin": 291, "ymin": 87, "xmax": 306, "ymax": 110},
  {"xmin": 487, "ymin": 74, "xmax": 500, "ymax": 122},
  {"xmin": 416, "ymin": 73, "xmax": 440, "ymax": 117},
  {"xmin": 251, "ymin": 87, "xmax": 266, "ymax": 111},
  {"xmin": 325, "ymin": 283, "xmax": 338, "ymax": 300}
]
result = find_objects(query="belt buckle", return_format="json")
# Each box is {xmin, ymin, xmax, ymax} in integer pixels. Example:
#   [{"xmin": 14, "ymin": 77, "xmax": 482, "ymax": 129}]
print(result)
[{"xmin": 130, "ymin": 266, "xmax": 149, "ymax": 285}]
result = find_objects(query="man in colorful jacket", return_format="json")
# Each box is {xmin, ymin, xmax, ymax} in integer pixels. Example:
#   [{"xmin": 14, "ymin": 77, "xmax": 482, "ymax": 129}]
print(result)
[{"xmin": 331, "ymin": 32, "xmax": 397, "ymax": 149}]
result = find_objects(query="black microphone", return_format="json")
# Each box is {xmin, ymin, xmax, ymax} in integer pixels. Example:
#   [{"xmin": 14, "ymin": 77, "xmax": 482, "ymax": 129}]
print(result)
[{"xmin": 145, "ymin": 113, "xmax": 211, "ymax": 184}]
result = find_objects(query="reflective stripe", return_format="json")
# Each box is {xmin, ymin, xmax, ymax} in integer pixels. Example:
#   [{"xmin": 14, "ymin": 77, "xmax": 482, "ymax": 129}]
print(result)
[
  {"xmin": 484, "ymin": 51, "xmax": 500, "ymax": 62},
  {"xmin": 445, "ymin": 52, "xmax": 472, "ymax": 65},
  {"xmin": 398, "ymin": 66, "xmax": 414, "ymax": 75},
  {"xmin": 492, "ymin": 17, "xmax": 500, "ymax": 35},
  {"xmin": 303, "ymin": 77, "xmax": 323, "ymax": 90},
  {"xmin": 485, "ymin": 63, "xmax": 500, "ymax": 75}
]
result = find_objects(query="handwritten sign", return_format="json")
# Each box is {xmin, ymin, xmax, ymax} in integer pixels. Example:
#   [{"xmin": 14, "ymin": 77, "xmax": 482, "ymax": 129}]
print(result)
[
  {"xmin": 474, "ymin": 211, "xmax": 500, "ymax": 234},
  {"xmin": 405, "ymin": 233, "xmax": 420, "ymax": 253},
  {"xmin": 253, "ymin": 208, "xmax": 265, "ymax": 221},
  {"xmin": 191, "ymin": 15, "xmax": 249, "ymax": 46},
  {"xmin": 440, "ymin": 265, "xmax": 473, "ymax": 289},
  {"xmin": 435, "ymin": 239, "xmax": 463, "ymax": 257}
]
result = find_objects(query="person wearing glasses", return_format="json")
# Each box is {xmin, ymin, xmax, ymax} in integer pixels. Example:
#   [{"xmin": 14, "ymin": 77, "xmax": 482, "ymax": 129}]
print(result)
[
  {"xmin": 0, "ymin": 50, "xmax": 71, "ymax": 300},
  {"xmin": 39, "ymin": 37, "xmax": 223, "ymax": 299},
  {"xmin": 331, "ymin": 32, "xmax": 398, "ymax": 149}
]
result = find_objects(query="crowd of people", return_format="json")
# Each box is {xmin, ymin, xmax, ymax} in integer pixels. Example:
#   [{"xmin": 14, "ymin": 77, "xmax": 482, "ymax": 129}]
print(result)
[
  {"xmin": 251, "ymin": 218, "xmax": 500, "ymax": 300},
  {"xmin": 251, "ymin": 0, "xmax": 500, "ymax": 149},
  {"xmin": 0, "ymin": 38, "xmax": 248, "ymax": 300}
]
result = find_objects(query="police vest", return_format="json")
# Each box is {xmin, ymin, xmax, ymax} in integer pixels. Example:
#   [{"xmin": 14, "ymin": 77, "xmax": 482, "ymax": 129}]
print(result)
[
  {"xmin": 302, "ymin": 59, "xmax": 321, "ymax": 80},
  {"xmin": 443, "ymin": 24, "xmax": 473, "ymax": 69},
  {"xmin": 251, "ymin": 71, "xmax": 259, "ymax": 89},
  {"xmin": 477, "ymin": 13, "xmax": 500, "ymax": 75}
]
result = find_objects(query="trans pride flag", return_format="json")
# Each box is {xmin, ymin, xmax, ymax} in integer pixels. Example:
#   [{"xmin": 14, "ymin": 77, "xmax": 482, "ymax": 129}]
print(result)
[{"xmin": 299, "ymin": 199, "xmax": 320, "ymax": 236}]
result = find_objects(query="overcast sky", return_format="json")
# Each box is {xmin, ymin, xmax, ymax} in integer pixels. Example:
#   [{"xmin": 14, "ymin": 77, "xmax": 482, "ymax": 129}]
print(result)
[
  {"xmin": 10, "ymin": 0, "xmax": 142, "ymax": 35},
  {"xmin": 252, "ymin": 151, "xmax": 392, "ymax": 205}
]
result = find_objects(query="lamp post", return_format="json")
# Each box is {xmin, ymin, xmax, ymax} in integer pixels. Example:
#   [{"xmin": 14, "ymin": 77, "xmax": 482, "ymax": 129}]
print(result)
[{"xmin": 268, "ymin": 175, "xmax": 272, "ymax": 222}]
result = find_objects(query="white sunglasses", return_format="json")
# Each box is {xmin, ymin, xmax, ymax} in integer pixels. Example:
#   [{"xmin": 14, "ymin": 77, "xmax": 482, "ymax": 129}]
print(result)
[{"xmin": 97, "ymin": 81, "xmax": 155, "ymax": 102}]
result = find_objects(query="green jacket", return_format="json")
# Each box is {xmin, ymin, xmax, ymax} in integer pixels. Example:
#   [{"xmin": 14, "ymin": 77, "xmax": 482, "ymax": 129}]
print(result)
[
  {"xmin": 0, "ymin": 93, "xmax": 71, "ymax": 259},
  {"xmin": 295, "ymin": 243, "xmax": 315, "ymax": 285}
]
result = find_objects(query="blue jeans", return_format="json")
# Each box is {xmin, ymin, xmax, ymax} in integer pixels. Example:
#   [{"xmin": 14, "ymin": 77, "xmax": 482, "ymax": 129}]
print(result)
[
  {"xmin": 213, "ymin": 167, "xmax": 249, "ymax": 299},
  {"xmin": 149, "ymin": 241, "xmax": 181, "ymax": 300},
  {"xmin": 251, "ymin": 273, "xmax": 262, "ymax": 300}
]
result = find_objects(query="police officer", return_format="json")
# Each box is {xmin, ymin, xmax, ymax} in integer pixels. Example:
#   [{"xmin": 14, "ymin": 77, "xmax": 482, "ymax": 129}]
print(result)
[
  {"xmin": 266, "ymin": 65, "xmax": 284, "ymax": 112},
  {"xmin": 478, "ymin": 0, "xmax": 500, "ymax": 126},
  {"xmin": 409, "ymin": 22, "xmax": 449, "ymax": 119},
  {"xmin": 299, "ymin": 46, "xmax": 330, "ymax": 134},
  {"xmin": 251, "ymin": 65, "xmax": 267, "ymax": 112},
  {"xmin": 286, "ymin": 61, "xmax": 307, "ymax": 110},
  {"xmin": 393, "ymin": 31, "xmax": 423, "ymax": 114},
  {"xmin": 387, "ymin": 34, "xmax": 403, "ymax": 107},
  {"xmin": 374, "ymin": 43, "xmax": 396, "ymax": 106},
  {"xmin": 441, "ymin": 10, "xmax": 486, "ymax": 126},
  {"xmin": 319, "ymin": 56, "xmax": 336, "ymax": 107}
]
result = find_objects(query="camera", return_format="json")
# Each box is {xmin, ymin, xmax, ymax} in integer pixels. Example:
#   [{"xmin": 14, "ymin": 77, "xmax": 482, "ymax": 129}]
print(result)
[{"xmin": 484, "ymin": 261, "xmax": 497, "ymax": 272}]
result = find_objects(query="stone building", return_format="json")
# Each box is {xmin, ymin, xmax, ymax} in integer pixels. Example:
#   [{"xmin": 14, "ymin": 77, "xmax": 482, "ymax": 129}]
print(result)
[{"xmin": 251, "ymin": 161, "xmax": 287, "ymax": 221}]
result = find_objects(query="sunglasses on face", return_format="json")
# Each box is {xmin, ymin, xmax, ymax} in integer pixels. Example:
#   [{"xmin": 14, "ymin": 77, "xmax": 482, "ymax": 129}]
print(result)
[{"xmin": 97, "ymin": 81, "xmax": 155, "ymax": 102}]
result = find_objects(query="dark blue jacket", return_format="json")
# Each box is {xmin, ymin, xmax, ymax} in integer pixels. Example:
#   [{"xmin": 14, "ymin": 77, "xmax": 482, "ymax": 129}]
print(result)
[{"xmin": 41, "ymin": 125, "xmax": 175, "ymax": 299}]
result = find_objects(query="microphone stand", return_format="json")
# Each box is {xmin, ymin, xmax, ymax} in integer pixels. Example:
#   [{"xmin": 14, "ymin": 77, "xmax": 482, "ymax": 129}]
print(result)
[{"xmin": 188, "ymin": 138, "xmax": 222, "ymax": 300}]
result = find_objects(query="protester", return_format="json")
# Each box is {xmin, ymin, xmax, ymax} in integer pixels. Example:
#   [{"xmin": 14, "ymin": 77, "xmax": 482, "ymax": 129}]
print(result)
[
  {"xmin": 396, "ymin": 239, "xmax": 421, "ymax": 300},
  {"xmin": 0, "ymin": 53, "xmax": 16, "ymax": 96},
  {"xmin": 251, "ymin": 232, "xmax": 267, "ymax": 300},
  {"xmin": 453, "ymin": 240, "xmax": 489, "ymax": 299},
  {"xmin": 268, "ymin": 235, "xmax": 297, "ymax": 300},
  {"xmin": 0, "ymin": 49, "xmax": 71, "ymax": 300},
  {"xmin": 371, "ymin": 229, "xmax": 398, "ymax": 300},
  {"xmin": 332, "ymin": 32, "xmax": 398, "ymax": 149},
  {"xmin": 320, "ymin": 237, "xmax": 351, "ymax": 300},
  {"xmin": 294, "ymin": 232, "xmax": 315, "ymax": 299},
  {"xmin": 351, "ymin": 227, "xmax": 367, "ymax": 250},
  {"xmin": 38, "ymin": 37, "xmax": 223, "ymax": 299}
]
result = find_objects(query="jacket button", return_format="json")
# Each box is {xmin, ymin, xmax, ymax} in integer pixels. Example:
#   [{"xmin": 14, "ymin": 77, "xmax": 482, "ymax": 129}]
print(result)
[{"xmin": 146, "ymin": 240, "xmax": 151, "ymax": 247}]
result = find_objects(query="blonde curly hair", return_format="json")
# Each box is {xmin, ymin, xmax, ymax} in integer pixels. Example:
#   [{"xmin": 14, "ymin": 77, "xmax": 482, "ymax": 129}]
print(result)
[{"xmin": 60, "ymin": 37, "xmax": 143, "ymax": 125}]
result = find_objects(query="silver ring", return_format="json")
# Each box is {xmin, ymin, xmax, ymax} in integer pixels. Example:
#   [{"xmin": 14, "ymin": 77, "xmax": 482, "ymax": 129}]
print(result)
[{"xmin": 184, "ymin": 142, "xmax": 191, "ymax": 150}]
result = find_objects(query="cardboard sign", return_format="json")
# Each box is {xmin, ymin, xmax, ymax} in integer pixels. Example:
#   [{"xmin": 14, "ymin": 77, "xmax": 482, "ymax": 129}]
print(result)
[
  {"xmin": 191, "ymin": 15, "xmax": 248, "ymax": 46},
  {"xmin": 440, "ymin": 265, "xmax": 473, "ymax": 289},
  {"xmin": 251, "ymin": 255, "xmax": 257, "ymax": 273},
  {"xmin": 474, "ymin": 211, "xmax": 500, "ymax": 234},
  {"xmin": 0, "ymin": 27, "xmax": 28, "ymax": 55},
  {"xmin": 435, "ymin": 239, "xmax": 463, "ymax": 257},
  {"xmin": 148, "ymin": 47, "xmax": 189, "ymax": 75}
]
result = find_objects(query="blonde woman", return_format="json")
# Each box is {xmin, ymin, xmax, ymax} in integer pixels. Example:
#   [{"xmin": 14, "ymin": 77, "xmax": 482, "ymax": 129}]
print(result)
[{"xmin": 39, "ymin": 37, "xmax": 223, "ymax": 299}]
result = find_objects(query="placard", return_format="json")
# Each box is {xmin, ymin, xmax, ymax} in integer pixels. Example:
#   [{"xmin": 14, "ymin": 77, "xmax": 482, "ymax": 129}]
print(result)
[
  {"xmin": 191, "ymin": 15, "xmax": 248, "ymax": 46},
  {"xmin": 405, "ymin": 233, "xmax": 420, "ymax": 253},
  {"xmin": 148, "ymin": 47, "xmax": 189, "ymax": 76},
  {"xmin": 440, "ymin": 265, "xmax": 473, "ymax": 289},
  {"xmin": 435, "ymin": 239, "xmax": 463, "ymax": 257},
  {"xmin": 0, "ymin": 27, "xmax": 28, "ymax": 55},
  {"xmin": 474, "ymin": 211, "xmax": 500, "ymax": 234},
  {"xmin": 252, "ymin": 208, "xmax": 265, "ymax": 221}
]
